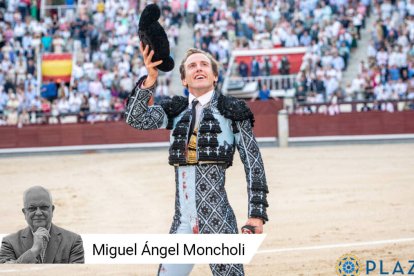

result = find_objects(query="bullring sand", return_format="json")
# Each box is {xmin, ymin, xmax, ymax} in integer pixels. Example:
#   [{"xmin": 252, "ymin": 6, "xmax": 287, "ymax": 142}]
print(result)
[{"xmin": 0, "ymin": 143, "xmax": 413, "ymax": 275}]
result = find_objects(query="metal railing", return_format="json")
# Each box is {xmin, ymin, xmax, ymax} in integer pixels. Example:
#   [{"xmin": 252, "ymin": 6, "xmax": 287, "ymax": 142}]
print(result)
[{"xmin": 225, "ymin": 74, "xmax": 297, "ymax": 91}]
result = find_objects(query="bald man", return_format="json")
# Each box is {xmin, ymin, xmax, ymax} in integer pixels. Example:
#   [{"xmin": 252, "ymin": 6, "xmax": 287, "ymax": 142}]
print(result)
[{"xmin": 0, "ymin": 186, "xmax": 84, "ymax": 264}]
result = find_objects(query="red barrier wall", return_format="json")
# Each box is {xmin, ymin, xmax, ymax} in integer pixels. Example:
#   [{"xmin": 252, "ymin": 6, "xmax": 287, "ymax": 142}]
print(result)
[
  {"xmin": 0, "ymin": 105, "xmax": 413, "ymax": 149},
  {"xmin": 0, "ymin": 123, "xmax": 170, "ymax": 148},
  {"xmin": 289, "ymin": 111, "xmax": 414, "ymax": 137}
]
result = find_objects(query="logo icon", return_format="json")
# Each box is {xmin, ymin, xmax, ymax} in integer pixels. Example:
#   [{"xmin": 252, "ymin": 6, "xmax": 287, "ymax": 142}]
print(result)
[{"xmin": 336, "ymin": 253, "xmax": 362, "ymax": 276}]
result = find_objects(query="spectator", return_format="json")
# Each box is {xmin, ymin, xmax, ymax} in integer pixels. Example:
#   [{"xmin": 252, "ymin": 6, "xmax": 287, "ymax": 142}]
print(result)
[
  {"xmin": 258, "ymin": 84, "xmax": 270, "ymax": 101},
  {"xmin": 5, "ymin": 93, "xmax": 19, "ymax": 125},
  {"xmin": 40, "ymin": 79, "xmax": 58, "ymax": 101},
  {"xmin": 68, "ymin": 90, "xmax": 82, "ymax": 113},
  {"xmin": 251, "ymin": 57, "xmax": 260, "ymax": 77},
  {"xmin": 57, "ymin": 97, "xmax": 70, "ymax": 114},
  {"xmin": 262, "ymin": 56, "xmax": 273, "ymax": 76},
  {"xmin": 238, "ymin": 61, "xmax": 248, "ymax": 78}
]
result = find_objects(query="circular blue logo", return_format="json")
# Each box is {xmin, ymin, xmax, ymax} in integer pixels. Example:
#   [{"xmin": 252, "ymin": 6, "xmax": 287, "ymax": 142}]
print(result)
[{"xmin": 336, "ymin": 254, "xmax": 361, "ymax": 276}]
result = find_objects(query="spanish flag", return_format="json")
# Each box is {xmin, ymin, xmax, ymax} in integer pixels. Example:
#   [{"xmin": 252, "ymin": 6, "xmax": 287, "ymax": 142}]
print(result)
[{"xmin": 42, "ymin": 53, "xmax": 72, "ymax": 82}]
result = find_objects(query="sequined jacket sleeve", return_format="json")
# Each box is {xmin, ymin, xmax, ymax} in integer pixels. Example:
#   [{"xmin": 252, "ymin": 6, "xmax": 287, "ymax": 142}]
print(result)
[
  {"xmin": 125, "ymin": 77, "xmax": 168, "ymax": 130},
  {"xmin": 234, "ymin": 120, "xmax": 269, "ymax": 222}
]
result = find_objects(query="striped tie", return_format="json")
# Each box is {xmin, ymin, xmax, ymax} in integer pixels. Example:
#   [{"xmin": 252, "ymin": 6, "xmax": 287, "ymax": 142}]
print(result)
[
  {"xmin": 188, "ymin": 99, "xmax": 199, "ymax": 143},
  {"xmin": 40, "ymin": 238, "xmax": 48, "ymax": 263}
]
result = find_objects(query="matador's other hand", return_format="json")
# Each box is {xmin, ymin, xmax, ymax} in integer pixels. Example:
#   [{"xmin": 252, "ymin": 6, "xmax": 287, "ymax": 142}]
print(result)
[{"xmin": 244, "ymin": 218, "xmax": 264, "ymax": 234}]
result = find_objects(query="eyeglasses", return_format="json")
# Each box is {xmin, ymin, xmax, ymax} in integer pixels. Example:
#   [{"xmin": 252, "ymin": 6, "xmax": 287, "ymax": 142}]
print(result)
[{"xmin": 24, "ymin": 205, "xmax": 51, "ymax": 213}]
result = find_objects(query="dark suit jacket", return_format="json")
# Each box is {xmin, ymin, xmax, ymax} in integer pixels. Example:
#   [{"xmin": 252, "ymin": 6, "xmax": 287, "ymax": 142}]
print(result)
[{"xmin": 0, "ymin": 224, "xmax": 84, "ymax": 264}]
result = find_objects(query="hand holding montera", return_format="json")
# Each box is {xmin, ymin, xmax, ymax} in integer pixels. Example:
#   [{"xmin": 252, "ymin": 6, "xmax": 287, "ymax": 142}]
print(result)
[{"xmin": 139, "ymin": 42, "xmax": 162, "ymax": 89}]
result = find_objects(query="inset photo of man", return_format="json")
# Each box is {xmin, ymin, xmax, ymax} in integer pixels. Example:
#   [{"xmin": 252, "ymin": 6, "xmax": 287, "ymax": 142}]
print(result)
[{"xmin": 0, "ymin": 186, "xmax": 84, "ymax": 264}]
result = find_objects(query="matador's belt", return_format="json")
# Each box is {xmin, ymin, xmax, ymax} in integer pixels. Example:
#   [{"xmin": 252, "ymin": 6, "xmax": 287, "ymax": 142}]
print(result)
[{"xmin": 177, "ymin": 128, "xmax": 226, "ymax": 167}]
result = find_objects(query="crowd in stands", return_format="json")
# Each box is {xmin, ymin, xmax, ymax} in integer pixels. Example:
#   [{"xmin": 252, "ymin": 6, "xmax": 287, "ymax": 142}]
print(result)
[
  {"xmin": 0, "ymin": 0, "xmax": 181, "ymax": 126},
  {"xmin": 188, "ymin": 0, "xmax": 414, "ymax": 113},
  {"xmin": 295, "ymin": 0, "xmax": 414, "ymax": 112},
  {"xmin": 188, "ymin": 0, "xmax": 368, "ymax": 110},
  {"xmin": 346, "ymin": 0, "xmax": 414, "ymax": 109},
  {"xmin": 189, "ymin": 0, "xmax": 365, "ymax": 90}
]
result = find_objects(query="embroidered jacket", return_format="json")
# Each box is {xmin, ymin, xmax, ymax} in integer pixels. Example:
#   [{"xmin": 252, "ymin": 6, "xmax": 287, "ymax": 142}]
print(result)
[{"xmin": 125, "ymin": 77, "xmax": 269, "ymax": 222}]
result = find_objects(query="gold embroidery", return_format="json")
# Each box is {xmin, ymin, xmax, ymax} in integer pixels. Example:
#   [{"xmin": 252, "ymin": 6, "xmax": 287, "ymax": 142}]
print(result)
[{"xmin": 187, "ymin": 128, "xmax": 198, "ymax": 164}]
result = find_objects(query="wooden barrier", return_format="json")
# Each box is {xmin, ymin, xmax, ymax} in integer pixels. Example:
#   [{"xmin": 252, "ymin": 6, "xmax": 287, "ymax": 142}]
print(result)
[
  {"xmin": 0, "ymin": 102, "xmax": 413, "ymax": 149},
  {"xmin": 289, "ymin": 111, "xmax": 414, "ymax": 137},
  {"xmin": 0, "ymin": 123, "xmax": 170, "ymax": 148}
]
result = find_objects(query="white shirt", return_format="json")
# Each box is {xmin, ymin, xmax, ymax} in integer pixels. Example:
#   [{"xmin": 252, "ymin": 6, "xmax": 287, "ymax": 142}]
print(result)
[{"xmin": 188, "ymin": 89, "xmax": 214, "ymax": 127}]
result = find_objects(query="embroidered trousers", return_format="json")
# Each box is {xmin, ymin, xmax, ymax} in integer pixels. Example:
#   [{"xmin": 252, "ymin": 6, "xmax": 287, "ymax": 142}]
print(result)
[{"xmin": 158, "ymin": 165, "xmax": 244, "ymax": 276}]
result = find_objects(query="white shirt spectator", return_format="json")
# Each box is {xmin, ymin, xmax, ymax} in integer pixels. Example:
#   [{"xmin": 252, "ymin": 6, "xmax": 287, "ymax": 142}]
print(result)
[
  {"xmin": 88, "ymin": 80, "xmax": 103, "ymax": 97},
  {"xmin": 321, "ymin": 5, "xmax": 332, "ymax": 20},
  {"xmin": 396, "ymin": 51, "xmax": 407, "ymax": 67},
  {"xmin": 299, "ymin": 33, "xmax": 312, "ymax": 46},
  {"xmin": 381, "ymin": 1, "xmax": 393, "ymax": 20},
  {"xmin": 22, "ymin": 34, "xmax": 32, "ymax": 50},
  {"xmin": 98, "ymin": 97, "xmax": 110, "ymax": 112},
  {"xmin": 332, "ymin": 56, "xmax": 345, "ymax": 71},
  {"xmin": 0, "ymin": 90, "xmax": 9, "ymax": 111},
  {"xmin": 325, "ymin": 77, "xmax": 339, "ymax": 96},
  {"xmin": 14, "ymin": 22, "xmax": 26, "ymax": 38},
  {"xmin": 353, "ymin": 14, "xmax": 362, "ymax": 27},
  {"xmin": 88, "ymin": 95, "xmax": 98, "ymax": 112},
  {"xmin": 218, "ymin": 37, "xmax": 230, "ymax": 51},
  {"xmin": 388, "ymin": 51, "xmax": 399, "ymax": 67},
  {"xmin": 407, "ymin": 0, "xmax": 414, "ymax": 16},
  {"xmin": 284, "ymin": 32, "xmax": 299, "ymax": 47},
  {"xmin": 83, "ymin": 62, "xmax": 96, "ymax": 80},
  {"xmin": 156, "ymin": 84, "xmax": 169, "ymax": 98},
  {"xmin": 118, "ymin": 59, "xmax": 130, "ymax": 75},
  {"xmin": 30, "ymin": 97, "xmax": 41, "ymax": 110},
  {"xmin": 32, "ymin": 20, "xmax": 45, "ymax": 35},
  {"xmin": 351, "ymin": 76, "xmax": 366, "ymax": 93},
  {"xmin": 72, "ymin": 64, "xmax": 84, "ymax": 80},
  {"xmin": 68, "ymin": 92, "xmax": 83, "ymax": 113},
  {"xmin": 187, "ymin": 0, "xmax": 198, "ymax": 13},
  {"xmin": 375, "ymin": 84, "xmax": 391, "ymax": 100},
  {"xmin": 120, "ymin": 75, "xmax": 133, "ymax": 92},
  {"xmin": 331, "ymin": 20, "xmax": 342, "ymax": 37},
  {"xmin": 393, "ymin": 80, "xmax": 407, "ymax": 97},
  {"xmin": 101, "ymin": 71, "xmax": 115, "ymax": 88},
  {"xmin": 398, "ymin": 0, "xmax": 406, "ymax": 17},
  {"xmin": 1, "ymin": 58, "xmax": 12, "ymax": 72},
  {"xmin": 53, "ymin": 36, "xmax": 65, "ymax": 53},
  {"xmin": 57, "ymin": 98, "xmax": 70, "ymax": 113},
  {"xmin": 208, "ymin": 40, "xmax": 219, "ymax": 56},
  {"xmin": 397, "ymin": 35, "xmax": 409, "ymax": 48},
  {"xmin": 321, "ymin": 55, "xmax": 333, "ymax": 68},
  {"xmin": 138, "ymin": 66, "xmax": 147, "ymax": 79},
  {"xmin": 376, "ymin": 50, "xmax": 389, "ymax": 66},
  {"xmin": 217, "ymin": 46, "xmax": 228, "ymax": 64}
]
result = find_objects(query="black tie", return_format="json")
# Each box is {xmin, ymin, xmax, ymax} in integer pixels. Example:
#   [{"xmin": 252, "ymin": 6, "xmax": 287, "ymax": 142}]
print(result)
[{"xmin": 188, "ymin": 99, "xmax": 199, "ymax": 143}]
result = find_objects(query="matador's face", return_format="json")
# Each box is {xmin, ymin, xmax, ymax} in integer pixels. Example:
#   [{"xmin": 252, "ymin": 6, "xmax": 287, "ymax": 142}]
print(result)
[{"xmin": 182, "ymin": 53, "xmax": 218, "ymax": 96}]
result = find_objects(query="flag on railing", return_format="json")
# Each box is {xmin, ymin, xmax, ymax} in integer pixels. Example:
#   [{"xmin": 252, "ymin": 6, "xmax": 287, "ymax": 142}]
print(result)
[{"xmin": 42, "ymin": 53, "xmax": 72, "ymax": 82}]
